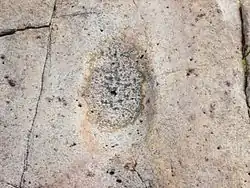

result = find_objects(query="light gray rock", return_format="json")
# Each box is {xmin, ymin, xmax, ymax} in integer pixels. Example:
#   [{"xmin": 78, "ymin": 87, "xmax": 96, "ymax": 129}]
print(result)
[
  {"xmin": 23, "ymin": 12, "xmax": 155, "ymax": 187},
  {"xmin": 0, "ymin": 0, "xmax": 55, "ymax": 34},
  {"xmin": 0, "ymin": 181, "xmax": 18, "ymax": 188},
  {"xmin": 1, "ymin": 0, "xmax": 250, "ymax": 187},
  {"xmin": 143, "ymin": 0, "xmax": 250, "ymax": 187},
  {"xmin": 0, "ymin": 28, "xmax": 49, "ymax": 186}
]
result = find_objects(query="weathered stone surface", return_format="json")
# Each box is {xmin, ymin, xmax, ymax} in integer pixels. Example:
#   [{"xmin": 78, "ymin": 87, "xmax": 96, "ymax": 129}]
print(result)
[
  {"xmin": 0, "ymin": 181, "xmax": 17, "ymax": 188},
  {"xmin": 0, "ymin": 28, "xmax": 49, "ymax": 186},
  {"xmin": 0, "ymin": 0, "xmax": 55, "ymax": 34},
  {"xmin": 143, "ymin": 0, "xmax": 250, "ymax": 187},
  {"xmin": 1, "ymin": 0, "xmax": 250, "ymax": 187},
  {"xmin": 23, "ymin": 12, "xmax": 155, "ymax": 187}
]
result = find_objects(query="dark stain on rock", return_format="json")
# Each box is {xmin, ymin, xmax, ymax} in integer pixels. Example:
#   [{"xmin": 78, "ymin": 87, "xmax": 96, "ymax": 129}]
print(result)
[
  {"xmin": 82, "ymin": 36, "xmax": 155, "ymax": 129},
  {"xmin": 186, "ymin": 68, "xmax": 197, "ymax": 77},
  {"xmin": 57, "ymin": 96, "xmax": 67, "ymax": 106},
  {"xmin": 69, "ymin": 142, "xmax": 77, "ymax": 147},
  {"xmin": 209, "ymin": 103, "xmax": 216, "ymax": 114},
  {"xmin": 4, "ymin": 75, "xmax": 16, "ymax": 87},
  {"xmin": 1, "ymin": 54, "xmax": 5, "ymax": 59},
  {"xmin": 116, "ymin": 179, "xmax": 122, "ymax": 183},
  {"xmin": 86, "ymin": 170, "xmax": 95, "ymax": 177},
  {"xmin": 225, "ymin": 81, "xmax": 231, "ymax": 87},
  {"xmin": 107, "ymin": 169, "xmax": 115, "ymax": 175},
  {"xmin": 195, "ymin": 13, "xmax": 206, "ymax": 22}
]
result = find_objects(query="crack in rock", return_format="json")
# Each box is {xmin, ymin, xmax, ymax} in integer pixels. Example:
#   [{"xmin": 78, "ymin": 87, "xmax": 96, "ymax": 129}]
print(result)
[
  {"xmin": 19, "ymin": 28, "xmax": 51, "ymax": 188},
  {"xmin": 0, "ymin": 180, "xmax": 19, "ymax": 188},
  {"xmin": 0, "ymin": 0, "xmax": 57, "ymax": 38},
  {"xmin": 0, "ymin": 25, "xmax": 50, "ymax": 37},
  {"xmin": 19, "ymin": 1, "xmax": 57, "ymax": 187},
  {"xmin": 57, "ymin": 10, "xmax": 101, "ymax": 18},
  {"xmin": 239, "ymin": 1, "xmax": 250, "ymax": 117}
]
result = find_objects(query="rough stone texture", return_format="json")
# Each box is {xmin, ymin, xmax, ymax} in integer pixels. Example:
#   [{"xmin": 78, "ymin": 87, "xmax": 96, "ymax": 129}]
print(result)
[
  {"xmin": 143, "ymin": 0, "xmax": 250, "ymax": 187},
  {"xmin": 0, "ymin": 0, "xmax": 55, "ymax": 34},
  {"xmin": 1, "ymin": 0, "xmax": 250, "ymax": 187},
  {"xmin": 22, "ymin": 12, "xmax": 155, "ymax": 187},
  {"xmin": 0, "ymin": 29, "xmax": 49, "ymax": 186},
  {"xmin": 83, "ymin": 39, "xmax": 151, "ymax": 130},
  {"xmin": 0, "ymin": 181, "xmax": 16, "ymax": 188}
]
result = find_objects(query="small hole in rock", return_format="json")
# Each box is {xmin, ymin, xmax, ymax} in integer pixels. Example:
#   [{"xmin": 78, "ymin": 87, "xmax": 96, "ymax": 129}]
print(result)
[
  {"xmin": 111, "ymin": 144, "xmax": 118, "ymax": 148},
  {"xmin": 69, "ymin": 142, "xmax": 77, "ymax": 147},
  {"xmin": 109, "ymin": 170, "xmax": 115, "ymax": 175},
  {"xmin": 186, "ymin": 68, "xmax": 195, "ymax": 77},
  {"xmin": 146, "ymin": 98, "xmax": 150, "ymax": 104},
  {"xmin": 8, "ymin": 79, "xmax": 16, "ymax": 87},
  {"xmin": 225, "ymin": 81, "xmax": 231, "ymax": 87},
  {"xmin": 110, "ymin": 90, "xmax": 117, "ymax": 96},
  {"xmin": 116, "ymin": 179, "xmax": 122, "ymax": 183}
]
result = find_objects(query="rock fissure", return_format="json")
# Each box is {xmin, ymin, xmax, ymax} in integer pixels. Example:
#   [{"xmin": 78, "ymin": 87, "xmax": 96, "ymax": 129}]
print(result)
[
  {"xmin": 0, "ymin": 180, "xmax": 19, "ymax": 188},
  {"xmin": 239, "ymin": 2, "xmax": 250, "ymax": 117},
  {"xmin": 0, "ymin": 25, "xmax": 50, "ymax": 37},
  {"xmin": 0, "ymin": 0, "xmax": 57, "ymax": 38},
  {"xmin": 134, "ymin": 169, "xmax": 149, "ymax": 188},
  {"xmin": 18, "ymin": 1, "xmax": 56, "ymax": 187}
]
